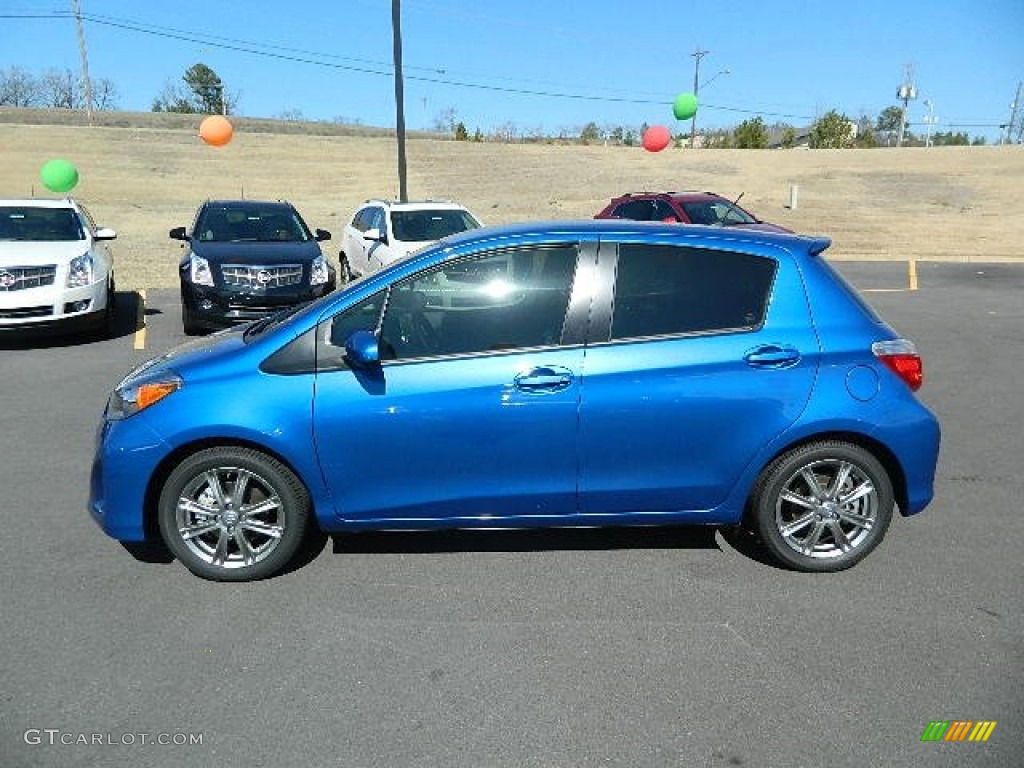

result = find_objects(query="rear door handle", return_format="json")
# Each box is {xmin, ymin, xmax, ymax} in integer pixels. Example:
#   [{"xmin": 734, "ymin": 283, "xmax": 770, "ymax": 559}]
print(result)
[
  {"xmin": 744, "ymin": 344, "xmax": 801, "ymax": 368},
  {"xmin": 514, "ymin": 366, "xmax": 574, "ymax": 393}
]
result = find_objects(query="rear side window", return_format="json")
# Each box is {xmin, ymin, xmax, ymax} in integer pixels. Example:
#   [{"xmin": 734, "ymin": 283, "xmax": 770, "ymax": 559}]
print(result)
[{"xmin": 611, "ymin": 244, "xmax": 776, "ymax": 339}]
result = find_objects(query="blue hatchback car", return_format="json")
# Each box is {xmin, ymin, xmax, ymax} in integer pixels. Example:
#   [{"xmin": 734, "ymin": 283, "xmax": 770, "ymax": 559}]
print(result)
[{"xmin": 90, "ymin": 221, "xmax": 940, "ymax": 581}]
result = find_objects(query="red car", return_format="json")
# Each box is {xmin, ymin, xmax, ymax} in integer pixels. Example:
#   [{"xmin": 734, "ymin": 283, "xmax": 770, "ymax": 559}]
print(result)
[{"xmin": 595, "ymin": 191, "xmax": 791, "ymax": 233}]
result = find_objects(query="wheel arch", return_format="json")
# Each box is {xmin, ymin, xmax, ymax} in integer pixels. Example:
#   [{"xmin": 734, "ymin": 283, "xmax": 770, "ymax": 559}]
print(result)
[
  {"xmin": 142, "ymin": 437, "xmax": 321, "ymax": 541},
  {"xmin": 745, "ymin": 430, "xmax": 908, "ymax": 520}
]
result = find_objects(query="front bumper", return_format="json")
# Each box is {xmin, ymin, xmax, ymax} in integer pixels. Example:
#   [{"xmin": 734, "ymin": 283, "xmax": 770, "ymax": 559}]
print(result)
[
  {"xmin": 0, "ymin": 277, "xmax": 108, "ymax": 330},
  {"xmin": 89, "ymin": 414, "xmax": 171, "ymax": 542},
  {"xmin": 180, "ymin": 277, "xmax": 335, "ymax": 329}
]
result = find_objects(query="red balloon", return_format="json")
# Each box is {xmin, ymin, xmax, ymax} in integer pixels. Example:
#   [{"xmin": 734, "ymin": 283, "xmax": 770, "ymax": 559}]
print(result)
[{"xmin": 642, "ymin": 125, "xmax": 672, "ymax": 152}]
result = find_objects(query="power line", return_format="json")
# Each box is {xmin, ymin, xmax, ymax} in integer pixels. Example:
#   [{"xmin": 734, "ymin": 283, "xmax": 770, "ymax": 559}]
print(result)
[{"xmin": 3, "ymin": 10, "xmax": 818, "ymax": 120}]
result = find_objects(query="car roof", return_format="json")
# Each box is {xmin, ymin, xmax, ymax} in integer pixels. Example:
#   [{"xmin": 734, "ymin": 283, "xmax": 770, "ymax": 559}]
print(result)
[
  {"xmin": 0, "ymin": 197, "xmax": 79, "ymax": 208},
  {"xmin": 203, "ymin": 199, "xmax": 293, "ymax": 208},
  {"xmin": 363, "ymin": 199, "xmax": 470, "ymax": 211},
  {"xmin": 612, "ymin": 191, "xmax": 729, "ymax": 202},
  {"xmin": 434, "ymin": 219, "xmax": 828, "ymax": 256}
]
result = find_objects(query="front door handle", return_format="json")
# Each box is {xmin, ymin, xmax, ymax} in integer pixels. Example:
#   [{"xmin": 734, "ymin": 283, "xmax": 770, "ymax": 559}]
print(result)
[
  {"xmin": 744, "ymin": 344, "xmax": 801, "ymax": 369},
  {"xmin": 514, "ymin": 366, "xmax": 574, "ymax": 393}
]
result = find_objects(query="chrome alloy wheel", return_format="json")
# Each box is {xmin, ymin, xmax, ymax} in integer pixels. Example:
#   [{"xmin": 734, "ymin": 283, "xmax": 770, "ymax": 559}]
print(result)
[
  {"xmin": 775, "ymin": 459, "xmax": 878, "ymax": 560},
  {"xmin": 175, "ymin": 466, "xmax": 286, "ymax": 569}
]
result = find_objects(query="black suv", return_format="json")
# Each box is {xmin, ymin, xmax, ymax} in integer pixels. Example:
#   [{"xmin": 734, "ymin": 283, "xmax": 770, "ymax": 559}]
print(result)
[{"xmin": 170, "ymin": 200, "xmax": 336, "ymax": 334}]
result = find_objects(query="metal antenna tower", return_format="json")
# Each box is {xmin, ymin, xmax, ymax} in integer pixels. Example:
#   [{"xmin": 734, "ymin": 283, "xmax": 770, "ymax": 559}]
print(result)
[
  {"xmin": 71, "ymin": 0, "xmax": 94, "ymax": 124},
  {"xmin": 689, "ymin": 48, "xmax": 709, "ymax": 149},
  {"xmin": 1005, "ymin": 81, "xmax": 1023, "ymax": 144},
  {"xmin": 895, "ymin": 64, "xmax": 917, "ymax": 147}
]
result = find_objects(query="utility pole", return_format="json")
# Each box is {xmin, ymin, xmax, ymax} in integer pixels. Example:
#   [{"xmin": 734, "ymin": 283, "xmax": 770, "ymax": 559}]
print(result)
[
  {"xmin": 689, "ymin": 48, "xmax": 708, "ymax": 148},
  {"xmin": 391, "ymin": 0, "xmax": 408, "ymax": 202},
  {"xmin": 70, "ymin": 0, "xmax": 94, "ymax": 125}
]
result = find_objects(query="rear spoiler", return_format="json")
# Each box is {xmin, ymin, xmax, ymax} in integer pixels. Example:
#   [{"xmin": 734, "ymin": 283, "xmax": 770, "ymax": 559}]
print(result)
[{"xmin": 807, "ymin": 237, "xmax": 832, "ymax": 257}]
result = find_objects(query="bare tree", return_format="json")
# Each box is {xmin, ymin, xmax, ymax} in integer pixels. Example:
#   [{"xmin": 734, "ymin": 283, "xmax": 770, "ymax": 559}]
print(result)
[
  {"xmin": 40, "ymin": 68, "xmax": 82, "ymax": 109},
  {"xmin": 91, "ymin": 78, "xmax": 118, "ymax": 110},
  {"xmin": 432, "ymin": 106, "xmax": 457, "ymax": 135},
  {"xmin": 0, "ymin": 66, "xmax": 41, "ymax": 107}
]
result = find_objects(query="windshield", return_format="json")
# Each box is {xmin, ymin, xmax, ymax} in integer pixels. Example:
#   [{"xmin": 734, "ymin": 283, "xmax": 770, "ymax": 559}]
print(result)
[
  {"xmin": 0, "ymin": 206, "xmax": 85, "ymax": 241},
  {"xmin": 681, "ymin": 200, "xmax": 757, "ymax": 226},
  {"xmin": 391, "ymin": 209, "xmax": 480, "ymax": 243},
  {"xmin": 194, "ymin": 205, "xmax": 311, "ymax": 243}
]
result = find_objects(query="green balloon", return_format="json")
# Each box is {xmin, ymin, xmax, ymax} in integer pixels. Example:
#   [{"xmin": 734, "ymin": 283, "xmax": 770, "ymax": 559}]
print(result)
[
  {"xmin": 672, "ymin": 92, "xmax": 699, "ymax": 121},
  {"xmin": 40, "ymin": 158, "xmax": 79, "ymax": 193}
]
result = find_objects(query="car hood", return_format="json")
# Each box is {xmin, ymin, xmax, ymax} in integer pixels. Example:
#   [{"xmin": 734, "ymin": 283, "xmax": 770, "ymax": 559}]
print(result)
[
  {"xmin": 190, "ymin": 241, "xmax": 322, "ymax": 265},
  {"xmin": 0, "ymin": 240, "xmax": 90, "ymax": 266},
  {"xmin": 120, "ymin": 326, "xmax": 250, "ymax": 388}
]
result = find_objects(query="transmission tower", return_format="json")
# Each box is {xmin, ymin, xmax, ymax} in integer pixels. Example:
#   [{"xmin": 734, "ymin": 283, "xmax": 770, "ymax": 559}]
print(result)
[{"xmin": 1005, "ymin": 81, "xmax": 1023, "ymax": 144}]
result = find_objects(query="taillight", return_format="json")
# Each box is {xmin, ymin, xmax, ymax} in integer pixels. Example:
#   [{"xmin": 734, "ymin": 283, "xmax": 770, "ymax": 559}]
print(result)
[{"xmin": 872, "ymin": 339, "xmax": 923, "ymax": 391}]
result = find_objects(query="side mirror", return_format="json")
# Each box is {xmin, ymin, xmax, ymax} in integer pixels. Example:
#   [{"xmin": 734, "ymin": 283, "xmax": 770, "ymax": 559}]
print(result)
[
  {"xmin": 94, "ymin": 227, "xmax": 117, "ymax": 241},
  {"xmin": 169, "ymin": 226, "xmax": 189, "ymax": 241},
  {"xmin": 363, "ymin": 227, "xmax": 386, "ymax": 244},
  {"xmin": 343, "ymin": 329, "xmax": 380, "ymax": 368},
  {"xmin": 315, "ymin": 228, "xmax": 332, "ymax": 242}
]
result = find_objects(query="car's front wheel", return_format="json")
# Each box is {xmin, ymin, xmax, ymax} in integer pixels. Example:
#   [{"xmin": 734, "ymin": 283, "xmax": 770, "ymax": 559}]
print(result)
[
  {"xmin": 157, "ymin": 447, "xmax": 311, "ymax": 581},
  {"xmin": 339, "ymin": 253, "xmax": 355, "ymax": 283},
  {"xmin": 750, "ymin": 441, "xmax": 894, "ymax": 572}
]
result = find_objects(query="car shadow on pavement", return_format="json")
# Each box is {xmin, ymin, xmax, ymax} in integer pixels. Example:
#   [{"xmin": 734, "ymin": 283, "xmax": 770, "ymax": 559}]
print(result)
[
  {"xmin": 0, "ymin": 291, "xmax": 143, "ymax": 350},
  {"xmin": 330, "ymin": 525, "xmax": 721, "ymax": 555}
]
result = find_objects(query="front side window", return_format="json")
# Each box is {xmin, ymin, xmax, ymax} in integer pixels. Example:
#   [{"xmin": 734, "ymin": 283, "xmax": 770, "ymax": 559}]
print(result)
[
  {"xmin": 651, "ymin": 200, "xmax": 679, "ymax": 222},
  {"xmin": 611, "ymin": 244, "xmax": 776, "ymax": 339},
  {"xmin": 373, "ymin": 245, "xmax": 578, "ymax": 360}
]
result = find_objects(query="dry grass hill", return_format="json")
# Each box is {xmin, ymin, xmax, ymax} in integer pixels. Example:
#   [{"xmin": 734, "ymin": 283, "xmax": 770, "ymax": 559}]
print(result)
[{"xmin": 1, "ymin": 109, "xmax": 1022, "ymax": 289}]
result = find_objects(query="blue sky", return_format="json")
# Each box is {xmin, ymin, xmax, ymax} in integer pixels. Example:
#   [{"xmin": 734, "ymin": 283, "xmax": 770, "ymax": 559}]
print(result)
[{"xmin": 2, "ymin": 0, "xmax": 1022, "ymax": 142}]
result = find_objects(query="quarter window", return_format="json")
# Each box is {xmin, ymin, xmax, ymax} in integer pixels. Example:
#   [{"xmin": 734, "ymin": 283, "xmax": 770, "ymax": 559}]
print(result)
[{"xmin": 611, "ymin": 244, "xmax": 776, "ymax": 339}]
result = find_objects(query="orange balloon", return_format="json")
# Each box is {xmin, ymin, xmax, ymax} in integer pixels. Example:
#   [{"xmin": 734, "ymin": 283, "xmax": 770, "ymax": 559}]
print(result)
[{"xmin": 199, "ymin": 115, "xmax": 233, "ymax": 147}]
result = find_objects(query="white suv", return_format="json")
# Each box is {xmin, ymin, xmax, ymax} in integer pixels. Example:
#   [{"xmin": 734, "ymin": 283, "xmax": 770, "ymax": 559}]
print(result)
[
  {"xmin": 340, "ymin": 199, "xmax": 482, "ymax": 279},
  {"xmin": 0, "ymin": 198, "xmax": 116, "ymax": 334}
]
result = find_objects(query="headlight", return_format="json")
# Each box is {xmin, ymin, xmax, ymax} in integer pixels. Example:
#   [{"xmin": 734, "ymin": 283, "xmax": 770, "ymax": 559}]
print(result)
[
  {"xmin": 68, "ymin": 252, "xmax": 94, "ymax": 287},
  {"xmin": 189, "ymin": 253, "xmax": 214, "ymax": 286},
  {"xmin": 107, "ymin": 372, "xmax": 183, "ymax": 420},
  {"xmin": 310, "ymin": 255, "xmax": 329, "ymax": 286}
]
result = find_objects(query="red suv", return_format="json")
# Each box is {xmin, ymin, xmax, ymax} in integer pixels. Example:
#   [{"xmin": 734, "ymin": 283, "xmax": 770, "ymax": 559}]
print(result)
[{"xmin": 596, "ymin": 191, "xmax": 791, "ymax": 233}]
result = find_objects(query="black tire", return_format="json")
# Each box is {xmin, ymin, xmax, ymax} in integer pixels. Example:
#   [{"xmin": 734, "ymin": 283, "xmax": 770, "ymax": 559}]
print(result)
[
  {"xmin": 157, "ymin": 447, "xmax": 311, "ymax": 581},
  {"xmin": 749, "ymin": 441, "xmax": 894, "ymax": 572},
  {"xmin": 181, "ymin": 303, "xmax": 204, "ymax": 336},
  {"xmin": 101, "ymin": 279, "xmax": 117, "ymax": 337},
  {"xmin": 339, "ymin": 253, "xmax": 354, "ymax": 283}
]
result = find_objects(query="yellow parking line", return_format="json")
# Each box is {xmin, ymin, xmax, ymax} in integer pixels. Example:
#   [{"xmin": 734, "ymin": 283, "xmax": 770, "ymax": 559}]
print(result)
[
  {"xmin": 909, "ymin": 259, "xmax": 918, "ymax": 291},
  {"xmin": 133, "ymin": 289, "xmax": 147, "ymax": 350}
]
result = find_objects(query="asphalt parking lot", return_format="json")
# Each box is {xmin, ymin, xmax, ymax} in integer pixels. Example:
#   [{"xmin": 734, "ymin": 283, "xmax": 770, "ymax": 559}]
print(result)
[{"xmin": 1, "ymin": 261, "xmax": 1021, "ymax": 768}]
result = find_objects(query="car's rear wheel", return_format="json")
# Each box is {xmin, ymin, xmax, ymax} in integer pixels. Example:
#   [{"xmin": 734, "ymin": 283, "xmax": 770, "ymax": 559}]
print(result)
[
  {"xmin": 157, "ymin": 447, "xmax": 311, "ymax": 581},
  {"xmin": 750, "ymin": 441, "xmax": 894, "ymax": 572}
]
